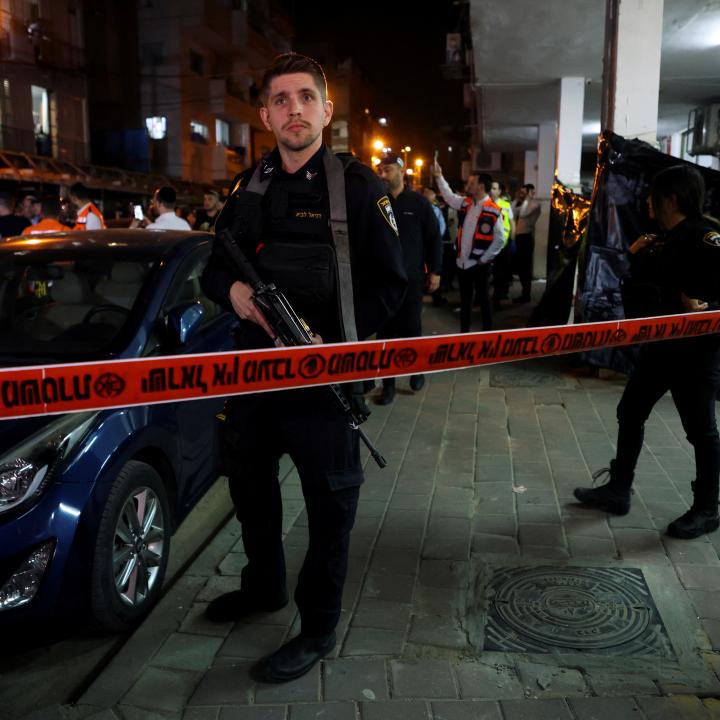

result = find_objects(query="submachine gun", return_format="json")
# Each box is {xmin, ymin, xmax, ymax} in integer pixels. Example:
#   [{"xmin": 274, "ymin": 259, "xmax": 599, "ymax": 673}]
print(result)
[{"xmin": 217, "ymin": 229, "xmax": 386, "ymax": 468}]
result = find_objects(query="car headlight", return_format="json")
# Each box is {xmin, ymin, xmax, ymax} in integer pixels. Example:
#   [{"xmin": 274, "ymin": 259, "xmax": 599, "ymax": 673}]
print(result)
[
  {"xmin": 0, "ymin": 412, "xmax": 98, "ymax": 515},
  {"xmin": 0, "ymin": 541, "xmax": 55, "ymax": 610}
]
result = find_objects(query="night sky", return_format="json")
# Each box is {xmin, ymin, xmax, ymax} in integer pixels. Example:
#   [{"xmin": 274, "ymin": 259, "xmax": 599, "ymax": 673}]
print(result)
[{"xmin": 284, "ymin": 0, "xmax": 467, "ymax": 165}]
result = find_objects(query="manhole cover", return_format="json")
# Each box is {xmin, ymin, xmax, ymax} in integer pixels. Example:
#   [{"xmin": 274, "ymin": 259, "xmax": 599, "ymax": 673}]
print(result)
[{"xmin": 483, "ymin": 566, "xmax": 674, "ymax": 658}]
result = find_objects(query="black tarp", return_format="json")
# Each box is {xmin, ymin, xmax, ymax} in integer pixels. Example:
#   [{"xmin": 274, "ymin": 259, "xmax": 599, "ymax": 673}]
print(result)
[
  {"xmin": 530, "ymin": 181, "xmax": 591, "ymax": 327},
  {"xmin": 575, "ymin": 131, "xmax": 720, "ymax": 373}
]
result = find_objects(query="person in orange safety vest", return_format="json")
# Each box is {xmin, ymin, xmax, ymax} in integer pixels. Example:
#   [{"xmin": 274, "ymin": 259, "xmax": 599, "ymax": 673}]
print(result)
[
  {"xmin": 69, "ymin": 183, "xmax": 106, "ymax": 231},
  {"xmin": 21, "ymin": 196, "xmax": 67, "ymax": 234},
  {"xmin": 431, "ymin": 162, "xmax": 506, "ymax": 332}
]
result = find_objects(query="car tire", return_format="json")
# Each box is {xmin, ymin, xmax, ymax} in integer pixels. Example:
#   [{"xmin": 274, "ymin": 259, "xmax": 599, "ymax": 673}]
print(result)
[{"xmin": 90, "ymin": 460, "xmax": 171, "ymax": 633}]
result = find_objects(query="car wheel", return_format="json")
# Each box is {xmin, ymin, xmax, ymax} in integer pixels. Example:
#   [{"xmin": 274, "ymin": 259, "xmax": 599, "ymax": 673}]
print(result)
[{"xmin": 90, "ymin": 460, "xmax": 171, "ymax": 632}]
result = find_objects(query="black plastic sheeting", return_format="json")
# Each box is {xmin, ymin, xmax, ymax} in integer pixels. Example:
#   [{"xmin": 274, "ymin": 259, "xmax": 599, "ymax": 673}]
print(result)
[
  {"xmin": 530, "ymin": 180, "xmax": 591, "ymax": 327},
  {"xmin": 575, "ymin": 131, "xmax": 720, "ymax": 373}
]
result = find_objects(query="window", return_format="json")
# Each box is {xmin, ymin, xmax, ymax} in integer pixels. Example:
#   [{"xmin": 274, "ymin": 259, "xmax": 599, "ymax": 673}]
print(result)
[
  {"xmin": 0, "ymin": 80, "xmax": 11, "ymax": 147},
  {"xmin": 190, "ymin": 121, "xmax": 209, "ymax": 143},
  {"xmin": 31, "ymin": 85, "xmax": 49, "ymax": 136},
  {"xmin": 144, "ymin": 247, "xmax": 222, "ymax": 355},
  {"xmin": 189, "ymin": 50, "xmax": 204, "ymax": 76},
  {"xmin": 145, "ymin": 116, "xmax": 167, "ymax": 140},
  {"xmin": 31, "ymin": 85, "xmax": 50, "ymax": 156},
  {"xmin": 215, "ymin": 118, "xmax": 230, "ymax": 146}
]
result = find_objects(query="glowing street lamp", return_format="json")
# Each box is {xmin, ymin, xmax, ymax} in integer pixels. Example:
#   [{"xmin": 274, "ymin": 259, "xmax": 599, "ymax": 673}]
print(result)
[
  {"xmin": 415, "ymin": 158, "xmax": 424, "ymax": 184},
  {"xmin": 372, "ymin": 139, "xmax": 384, "ymax": 151}
]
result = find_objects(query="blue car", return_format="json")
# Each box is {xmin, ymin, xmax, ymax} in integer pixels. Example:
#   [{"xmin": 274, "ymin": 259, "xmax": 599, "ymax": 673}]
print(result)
[{"xmin": 0, "ymin": 229, "xmax": 237, "ymax": 632}]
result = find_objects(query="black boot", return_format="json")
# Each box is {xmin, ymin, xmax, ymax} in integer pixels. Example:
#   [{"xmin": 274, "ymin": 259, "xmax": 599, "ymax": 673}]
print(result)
[
  {"xmin": 667, "ymin": 481, "xmax": 720, "ymax": 539},
  {"xmin": 573, "ymin": 462, "xmax": 632, "ymax": 516},
  {"xmin": 252, "ymin": 631, "xmax": 336, "ymax": 683}
]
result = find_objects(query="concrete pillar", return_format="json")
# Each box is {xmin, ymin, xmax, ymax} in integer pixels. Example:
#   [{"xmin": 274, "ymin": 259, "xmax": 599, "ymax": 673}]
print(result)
[
  {"xmin": 601, "ymin": 0, "xmax": 663, "ymax": 144},
  {"xmin": 557, "ymin": 77, "xmax": 585, "ymax": 191},
  {"xmin": 523, "ymin": 151, "xmax": 538, "ymax": 187},
  {"xmin": 533, "ymin": 121, "xmax": 556, "ymax": 281}
]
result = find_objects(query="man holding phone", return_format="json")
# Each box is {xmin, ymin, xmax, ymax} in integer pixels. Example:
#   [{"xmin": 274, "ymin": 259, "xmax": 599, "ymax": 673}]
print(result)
[{"xmin": 130, "ymin": 186, "xmax": 191, "ymax": 230}]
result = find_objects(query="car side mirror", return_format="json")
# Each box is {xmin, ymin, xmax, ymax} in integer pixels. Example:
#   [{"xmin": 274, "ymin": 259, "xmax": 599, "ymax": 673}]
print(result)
[{"xmin": 165, "ymin": 301, "xmax": 205, "ymax": 345}]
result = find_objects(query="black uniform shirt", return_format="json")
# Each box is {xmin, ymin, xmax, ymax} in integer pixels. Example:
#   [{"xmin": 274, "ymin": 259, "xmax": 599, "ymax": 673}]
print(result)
[
  {"xmin": 201, "ymin": 145, "xmax": 408, "ymax": 346},
  {"xmin": 389, "ymin": 187, "xmax": 442, "ymax": 284},
  {"xmin": 660, "ymin": 217, "xmax": 720, "ymax": 314}
]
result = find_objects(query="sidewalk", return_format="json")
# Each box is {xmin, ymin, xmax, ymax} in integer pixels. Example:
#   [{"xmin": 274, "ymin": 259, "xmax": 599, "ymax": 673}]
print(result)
[{"xmin": 57, "ymin": 288, "xmax": 720, "ymax": 720}]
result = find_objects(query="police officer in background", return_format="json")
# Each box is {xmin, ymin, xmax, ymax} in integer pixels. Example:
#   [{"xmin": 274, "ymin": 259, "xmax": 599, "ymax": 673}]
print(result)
[
  {"xmin": 574, "ymin": 165, "xmax": 720, "ymax": 540},
  {"xmin": 200, "ymin": 53, "xmax": 407, "ymax": 682},
  {"xmin": 375, "ymin": 152, "xmax": 442, "ymax": 405}
]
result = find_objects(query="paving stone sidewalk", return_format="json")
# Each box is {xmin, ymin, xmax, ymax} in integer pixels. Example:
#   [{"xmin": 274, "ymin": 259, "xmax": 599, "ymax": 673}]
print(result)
[{"xmin": 52, "ymin": 295, "xmax": 720, "ymax": 720}]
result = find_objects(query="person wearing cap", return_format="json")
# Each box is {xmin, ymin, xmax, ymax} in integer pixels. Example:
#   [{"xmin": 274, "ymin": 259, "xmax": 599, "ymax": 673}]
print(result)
[
  {"xmin": 376, "ymin": 152, "xmax": 441, "ymax": 405},
  {"xmin": 431, "ymin": 162, "xmax": 506, "ymax": 332}
]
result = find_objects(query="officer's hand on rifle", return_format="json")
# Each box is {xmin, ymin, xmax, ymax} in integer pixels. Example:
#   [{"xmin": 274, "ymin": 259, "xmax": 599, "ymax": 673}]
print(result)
[{"xmin": 229, "ymin": 280, "xmax": 276, "ymax": 340}]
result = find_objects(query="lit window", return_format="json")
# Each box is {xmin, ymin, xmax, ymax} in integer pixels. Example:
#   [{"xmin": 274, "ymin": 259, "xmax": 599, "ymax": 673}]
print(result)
[
  {"xmin": 190, "ymin": 121, "xmax": 209, "ymax": 143},
  {"xmin": 31, "ymin": 85, "xmax": 49, "ymax": 136},
  {"xmin": 215, "ymin": 118, "xmax": 230, "ymax": 146},
  {"xmin": 145, "ymin": 116, "xmax": 167, "ymax": 140}
]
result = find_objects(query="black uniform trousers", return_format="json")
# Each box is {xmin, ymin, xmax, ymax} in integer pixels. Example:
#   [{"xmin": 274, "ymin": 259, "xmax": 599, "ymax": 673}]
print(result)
[
  {"xmin": 377, "ymin": 280, "xmax": 423, "ymax": 389},
  {"xmin": 614, "ymin": 339, "xmax": 720, "ymax": 505},
  {"xmin": 458, "ymin": 262, "xmax": 492, "ymax": 332},
  {"xmin": 221, "ymin": 386, "xmax": 362, "ymax": 637},
  {"xmin": 513, "ymin": 233, "xmax": 534, "ymax": 300}
]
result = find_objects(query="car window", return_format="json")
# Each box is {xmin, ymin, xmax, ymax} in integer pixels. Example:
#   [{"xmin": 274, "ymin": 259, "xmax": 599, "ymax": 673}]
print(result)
[
  {"xmin": 143, "ymin": 247, "xmax": 223, "ymax": 355},
  {"xmin": 0, "ymin": 254, "xmax": 155, "ymax": 361}
]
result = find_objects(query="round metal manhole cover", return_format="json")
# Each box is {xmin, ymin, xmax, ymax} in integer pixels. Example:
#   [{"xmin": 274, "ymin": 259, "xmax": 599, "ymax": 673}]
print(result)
[{"xmin": 483, "ymin": 566, "xmax": 674, "ymax": 657}]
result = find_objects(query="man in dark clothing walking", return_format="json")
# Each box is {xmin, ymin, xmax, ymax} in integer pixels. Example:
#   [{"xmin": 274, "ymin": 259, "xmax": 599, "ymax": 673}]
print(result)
[
  {"xmin": 375, "ymin": 152, "xmax": 442, "ymax": 405},
  {"xmin": 200, "ymin": 53, "xmax": 407, "ymax": 683}
]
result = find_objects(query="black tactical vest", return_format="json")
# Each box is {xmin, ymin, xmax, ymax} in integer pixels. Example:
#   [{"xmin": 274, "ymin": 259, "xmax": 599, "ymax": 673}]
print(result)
[{"xmin": 255, "ymin": 166, "xmax": 341, "ymax": 342}]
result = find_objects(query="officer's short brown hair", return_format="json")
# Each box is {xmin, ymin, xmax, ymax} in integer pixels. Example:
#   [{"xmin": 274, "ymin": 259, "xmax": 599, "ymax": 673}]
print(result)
[{"xmin": 260, "ymin": 52, "xmax": 327, "ymax": 105}]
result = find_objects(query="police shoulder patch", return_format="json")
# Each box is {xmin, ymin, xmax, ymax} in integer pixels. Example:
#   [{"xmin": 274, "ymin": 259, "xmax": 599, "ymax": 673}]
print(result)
[
  {"xmin": 703, "ymin": 231, "xmax": 720, "ymax": 248},
  {"xmin": 377, "ymin": 196, "xmax": 398, "ymax": 235}
]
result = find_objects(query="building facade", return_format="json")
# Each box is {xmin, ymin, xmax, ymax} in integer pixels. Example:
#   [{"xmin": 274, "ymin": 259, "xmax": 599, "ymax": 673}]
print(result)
[
  {"xmin": 0, "ymin": 0, "xmax": 89, "ymax": 164},
  {"xmin": 137, "ymin": 0, "xmax": 292, "ymax": 187}
]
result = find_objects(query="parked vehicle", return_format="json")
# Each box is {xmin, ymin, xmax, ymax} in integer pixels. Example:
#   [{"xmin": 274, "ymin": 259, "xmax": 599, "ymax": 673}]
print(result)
[{"xmin": 0, "ymin": 230, "xmax": 236, "ymax": 631}]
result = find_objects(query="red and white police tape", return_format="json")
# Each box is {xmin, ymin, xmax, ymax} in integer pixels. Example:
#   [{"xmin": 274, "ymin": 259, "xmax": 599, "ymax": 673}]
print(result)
[{"xmin": 2, "ymin": 310, "xmax": 719, "ymax": 421}]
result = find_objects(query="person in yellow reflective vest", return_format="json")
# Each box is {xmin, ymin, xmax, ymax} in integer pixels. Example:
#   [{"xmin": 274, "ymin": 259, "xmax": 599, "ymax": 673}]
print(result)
[{"xmin": 490, "ymin": 181, "xmax": 515, "ymax": 310}]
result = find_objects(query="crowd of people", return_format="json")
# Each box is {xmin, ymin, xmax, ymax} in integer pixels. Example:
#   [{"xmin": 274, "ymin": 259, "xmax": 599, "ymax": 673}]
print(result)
[{"xmin": 0, "ymin": 184, "xmax": 227, "ymax": 240}]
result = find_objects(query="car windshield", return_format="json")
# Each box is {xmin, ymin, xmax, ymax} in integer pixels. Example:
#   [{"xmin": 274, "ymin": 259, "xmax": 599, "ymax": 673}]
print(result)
[{"xmin": 0, "ymin": 249, "xmax": 158, "ymax": 362}]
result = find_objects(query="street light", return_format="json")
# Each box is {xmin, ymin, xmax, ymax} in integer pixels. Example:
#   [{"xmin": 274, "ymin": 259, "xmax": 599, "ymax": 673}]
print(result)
[
  {"xmin": 402, "ymin": 145, "xmax": 411, "ymax": 167},
  {"xmin": 415, "ymin": 158, "xmax": 424, "ymax": 185},
  {"xmin": 372, "ymin": 139, "xmax": 385, "ymax": 151}
]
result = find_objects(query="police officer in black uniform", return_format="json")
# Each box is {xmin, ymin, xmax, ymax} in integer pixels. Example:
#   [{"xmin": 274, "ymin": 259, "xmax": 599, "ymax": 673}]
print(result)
[
  {"xmin": 574, "ymin": 165, "xmax": 720, "ymax": 540},
  {"xmin": 200, "ymin": 53, "xmax": 407, "ymax": 682},
  {"xmin": 375, "ymin": 152, "xmax": 442, "ymax": 405}
]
